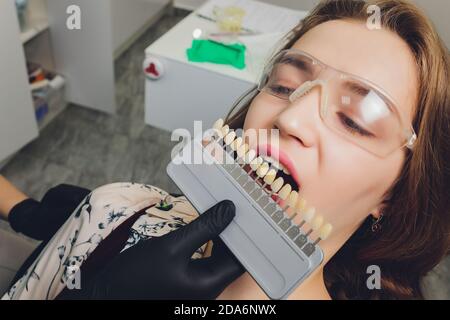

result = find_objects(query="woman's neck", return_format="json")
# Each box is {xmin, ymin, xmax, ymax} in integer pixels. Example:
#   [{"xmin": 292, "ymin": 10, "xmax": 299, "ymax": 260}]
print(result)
[
  {"xmin": 288, "ymin": 267, "xmax": 331, "ymax": 300},
  {"xmin": 216, "ymin": 266, "xmax": 330, "ymax": 300}
]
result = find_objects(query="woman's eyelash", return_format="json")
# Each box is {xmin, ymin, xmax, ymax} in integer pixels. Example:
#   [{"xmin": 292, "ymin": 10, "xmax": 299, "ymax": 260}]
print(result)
[
  {"xmin": 336, "ymin": 112, "xmax": 374, "ymax": 138},
  {"xmin": 268, "ymin": 85, "xmax": 294, "ymax": 96}
]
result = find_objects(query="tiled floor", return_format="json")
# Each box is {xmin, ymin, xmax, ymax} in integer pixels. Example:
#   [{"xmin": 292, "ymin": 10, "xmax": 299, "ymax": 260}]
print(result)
[{"xmin": 1, "ymin": 8, "xmax": 449, "ymax": 300}]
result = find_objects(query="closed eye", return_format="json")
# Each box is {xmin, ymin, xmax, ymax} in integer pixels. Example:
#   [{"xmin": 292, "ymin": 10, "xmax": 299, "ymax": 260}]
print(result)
[
  {"xmin": 267, "ymin": 85, "xmax": 295, "ymax": 97},
  {"xmin": 336, "ymin": 112, "xmax": 375, "ymax": 138}
]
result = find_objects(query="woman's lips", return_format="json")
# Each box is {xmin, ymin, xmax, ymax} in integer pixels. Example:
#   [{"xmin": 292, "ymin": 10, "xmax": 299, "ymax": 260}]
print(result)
[{"xmin": 257, "ymin": 144, "xmax": 301, "ymax": 191}]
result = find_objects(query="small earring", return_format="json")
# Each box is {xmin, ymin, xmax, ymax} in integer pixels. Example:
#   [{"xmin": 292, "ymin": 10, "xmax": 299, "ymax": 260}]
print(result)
[{"xmin": 371, "ymin": 214, "xmax": 384, "ymax": 233}]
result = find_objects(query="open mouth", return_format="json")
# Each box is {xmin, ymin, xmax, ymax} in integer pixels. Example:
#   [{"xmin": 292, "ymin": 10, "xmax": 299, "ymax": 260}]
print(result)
[
  {"xmin": 255, "ymin": 143, "xmax": 301, "ymax": 193},
  {"xmin": 259, "ymin": 154, "xmax": 300, "ymax": 192},
  {"xmin": 210, "ymin": 119, "xmax": 334, "ymax": 243}
]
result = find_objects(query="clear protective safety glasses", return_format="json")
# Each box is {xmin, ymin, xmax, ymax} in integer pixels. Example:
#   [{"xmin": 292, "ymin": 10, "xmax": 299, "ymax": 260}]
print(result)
[{"xmin": 257, "ymin": 49, "xmax": 417, "ymax": 158}]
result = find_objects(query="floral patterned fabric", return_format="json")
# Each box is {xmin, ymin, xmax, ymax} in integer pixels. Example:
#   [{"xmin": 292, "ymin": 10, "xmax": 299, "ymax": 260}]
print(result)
[{"xmin": 2, "ymin": 182, "xmax": 206, "ymax": 300}]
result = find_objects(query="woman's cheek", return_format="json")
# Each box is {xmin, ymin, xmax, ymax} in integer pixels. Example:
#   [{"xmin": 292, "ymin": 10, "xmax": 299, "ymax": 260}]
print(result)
[
  {"xmin": 311, "ymin": 145, "xmax": 382, "ymax": 228},
  {"xmin": 244, "ymin": 96, "xmax": 284, "ymax": 130},
  {"xmin": 330, "ymin": 151, "xmax": 401, "ymax": 220}
]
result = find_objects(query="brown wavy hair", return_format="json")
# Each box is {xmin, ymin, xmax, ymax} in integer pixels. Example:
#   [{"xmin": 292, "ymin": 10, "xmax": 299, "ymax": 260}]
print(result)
[{"xmin": 226, "ymin": 0, "xmax": 450, "ymax": 299}]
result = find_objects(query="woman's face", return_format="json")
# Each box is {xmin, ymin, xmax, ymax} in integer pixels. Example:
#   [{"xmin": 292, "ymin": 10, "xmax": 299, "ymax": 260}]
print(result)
[{"xmin": 244, "ymin": 20, "xmax": 418, "ymax": 247}]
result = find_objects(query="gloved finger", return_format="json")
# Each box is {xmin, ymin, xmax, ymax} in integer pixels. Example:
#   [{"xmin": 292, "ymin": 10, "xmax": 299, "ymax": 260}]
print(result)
[
  {"xmin": 210, "ymin": 236, "xmax": 245, "ymax": 280},
  {"xmin": 188, "ymin": 254, "xmax": 244, "ymax": 299},
  {"xmin": 165, "ymin": 200, "xmax": 236, "ymax": 261},
  {"xmin": 210, "ymin": 236, "xmax": 229, "ymax": 256},
  {"xmin": 210, "ymin": 237, "xmax": 243, "ymax": 268}
]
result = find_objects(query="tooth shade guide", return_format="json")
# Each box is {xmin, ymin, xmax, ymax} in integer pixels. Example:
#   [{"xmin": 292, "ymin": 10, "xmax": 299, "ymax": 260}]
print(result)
[
  {"xmin": 304, "ymin": 215, "xmax": 323, "ymax": 237},
  {"xmin": 281, "ymin": 190, "xmax": 299, "ymax": 213},
  {"xmin": 263, "ymin": 169, "xmax": 277, "ymax": 185},
  {"xmin": 213, "ymin": 118, "xmax": 224, "ymax": 131},
  {"xmin": 204, "ymin": 138, "xmax": 229, "ymax": 164},
  {"xmin": 296, "ymin": 198, "xmax": 307, "ymax": 214},
  {"xmin": 250, "ymin": 168, "xmax": 277, "ymax": 196},
  {"xmin": 256, "ymin": 162, "xmax": 270, "ymax": 178},
  {"xmin": 168, "ymin": 118, "xmax": 327, "ymax": 299},
  {"xmin": 302, "ymin": 207, "xmax": 316, "ymax": 223},
  {"xmin": 243, "ymin": 149, "xmax": 256, "ymax": 165},
  {"xmin": 231, "ymin": 136, "xmax": 242, "ymax": 151},
  {"xmin": 314, "ymin": 223, "xmax": 333, "ymax": 244},
  {"xmin": 279, "ymin": 184, "xmax": 292, "ymax": 199},
  {"xmin": 242, "ymin": 155, "xmax": 261, "ymax": 181},
  {"xmin": 256, "ymin": 175, "xmax": 283, "ymax": 202},
  {"xmin": 212, "ymin": 124, "xmax": 228, "ymax": 143},
  {"xmin": 249, "ymin": 157, "xmax": 264, "ymax": 172},
  {"xmin": 211, "ymin": 125, "xmax": 228, "ymax": 146},
  {"xmin": 270, "ymin": 177, "xmax": 284, "ymax": 193},
  {"xmin": 205, "ymin": 120, "xmax": 229, "ymax": 152},
  {"xmin": 274, "ymin": 184, "xmax": 292, "ymax": 206},
  {"xmin": 203, "ymin": 128, "xmax": 223, "ymax": 148},
  {"xmin": 221, "ymin": 125, "xmax": 230, "ymax": 137},
  {"xmin": 259, "ymin": 176, "xmax": 284, "ymax": 203},
  {"xmin": 223, "ymin": 133, "xmax": 237, "ymax": 157},
  {"xmin": 237, "ymin": 144, "xmax": 249, "ymax": 159},
  {"xmin": 226, "ymin": 138, "xmax": 321, "ymax": 240},
  {"xmin": 235, "ymin": 150, "xmax": 257, "ymax": 179},
  {"xmin": 249, "ymin": 172, "xmax": 270, "ymax": 195},
  {"xmin": 230, "ymin": 145, "xmax": 252, "ymax": 176},
  {"xmin": 212, "ymin": 124, "xmax": 329, "ymax": 247}
]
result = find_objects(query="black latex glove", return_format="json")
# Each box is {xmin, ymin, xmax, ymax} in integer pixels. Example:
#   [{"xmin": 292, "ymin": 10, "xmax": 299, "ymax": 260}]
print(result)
[
  {"xmin": 8, "ymin": 184, "xmax": 91, "ymax": 241},
  {"xmin": 60, "ymin": 200, "xmax": 244, "ymax": 300}
]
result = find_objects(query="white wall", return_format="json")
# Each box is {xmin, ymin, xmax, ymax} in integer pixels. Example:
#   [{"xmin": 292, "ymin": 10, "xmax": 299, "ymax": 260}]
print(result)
[{"xmin": 413, "ymin": 0, "xmax": 450, "ymax": 50}]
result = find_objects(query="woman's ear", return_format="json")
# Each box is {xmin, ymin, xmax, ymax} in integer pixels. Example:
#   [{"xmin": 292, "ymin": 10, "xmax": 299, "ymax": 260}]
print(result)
[{"xmin": 370, "ymin": 205, "xmax": 385, "ymax": 219}]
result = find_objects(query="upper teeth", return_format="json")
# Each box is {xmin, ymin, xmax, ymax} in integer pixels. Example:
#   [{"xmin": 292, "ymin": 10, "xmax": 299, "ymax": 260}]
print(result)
[{"xmin": 261, "ymin": 155, "xmax": 290, "ymax": 175}]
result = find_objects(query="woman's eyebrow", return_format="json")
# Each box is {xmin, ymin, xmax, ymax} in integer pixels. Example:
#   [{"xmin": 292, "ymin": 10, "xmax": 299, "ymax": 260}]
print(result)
[
  {"xmin": 343, "ymin": 80, "xmax": 371, "ymax": 96},
  {"xmin": 279, "ymin": 56, "xmax": 314, "ymax": 75}
]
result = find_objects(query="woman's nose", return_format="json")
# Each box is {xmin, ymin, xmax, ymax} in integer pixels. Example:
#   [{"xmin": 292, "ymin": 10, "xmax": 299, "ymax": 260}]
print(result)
[{"xmin": 274, "ymin": 87, "xmax": 323, "ymax": 149}]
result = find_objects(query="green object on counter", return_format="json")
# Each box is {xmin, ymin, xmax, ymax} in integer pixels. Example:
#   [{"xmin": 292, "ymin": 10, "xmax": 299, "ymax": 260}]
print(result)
[{"xmin": 186, "ymin": 39, "xmax": 246, "ymax": 70}]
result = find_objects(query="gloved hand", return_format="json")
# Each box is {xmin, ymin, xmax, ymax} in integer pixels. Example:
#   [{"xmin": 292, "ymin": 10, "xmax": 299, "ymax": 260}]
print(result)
[
  {"xmin": 8, "ymin": 184, "xmax": 91, "ymax": 241},
  {"xmin": 59, "ymin": 200, "xmax": 244, "ymax": 300}
]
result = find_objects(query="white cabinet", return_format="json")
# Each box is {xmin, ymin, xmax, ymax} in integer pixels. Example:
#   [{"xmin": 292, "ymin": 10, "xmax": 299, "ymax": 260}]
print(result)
[
  {"xmin": 47, "ymin": 0, "xmax": 170, "ymax": 113},
  {"xmin": 46, "ymin": 0, "xmax": 117, "ymax": 114},
  {"xmin": 0, "ymin": 0, "xmax": 39, "ymax": 163},
  {"xmin": 1, "ymin": 0, "xmax": 171, "ymax": 163}
]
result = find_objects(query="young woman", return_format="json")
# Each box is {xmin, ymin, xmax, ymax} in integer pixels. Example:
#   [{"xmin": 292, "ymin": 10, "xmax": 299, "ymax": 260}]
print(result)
[
  {"xmin": 1, "ymin": 0, "xmax": 449, "ymax": 300},
  {"xmin": 221, "ymin": 0, "xmax": 450, "ymax": 299}
]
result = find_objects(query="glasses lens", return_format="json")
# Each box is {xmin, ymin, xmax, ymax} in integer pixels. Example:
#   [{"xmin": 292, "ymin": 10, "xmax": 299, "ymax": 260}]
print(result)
[
  {"xmin": 324, "ymin": 76, "xmax": 406, "ymax": 156},
  {"xmin": 260, "ymin": 52, "xmax": 317, "ymax": 100}
]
